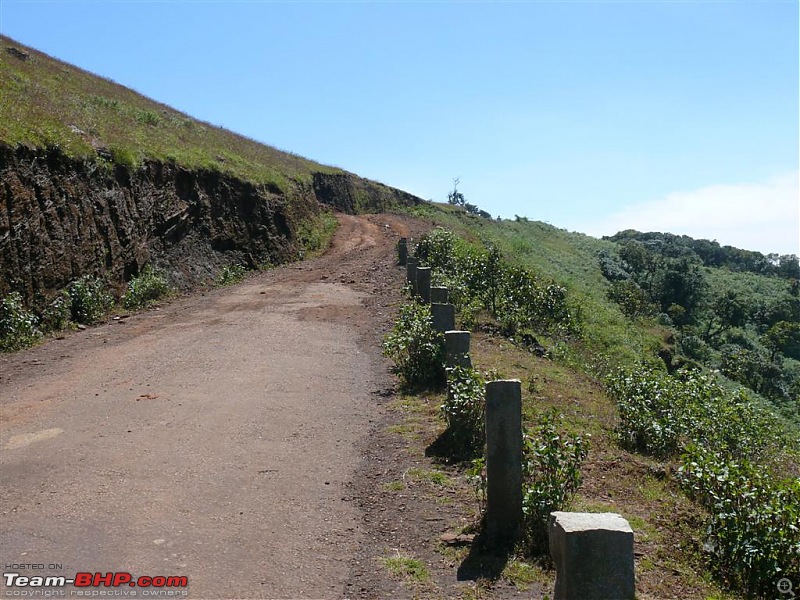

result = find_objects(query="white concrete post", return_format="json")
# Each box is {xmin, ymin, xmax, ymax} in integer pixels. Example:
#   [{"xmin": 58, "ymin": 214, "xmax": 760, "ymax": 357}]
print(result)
[
  {"xmin": 444, "ymin": 330, "xmax": 471, "ymax": 368},
  {"xmin": 549, "ymin": 512, "xmax": 635, "ymax": 600},
  {"xmin": 485, "ymin": 380, "xmax": 523, "ymax": 545}
]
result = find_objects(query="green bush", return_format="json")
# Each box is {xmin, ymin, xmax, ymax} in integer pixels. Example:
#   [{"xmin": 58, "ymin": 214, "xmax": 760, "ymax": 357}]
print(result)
[
  {"xmin": 441, "ymin": 366, "xmax": 486, "ymax": 458},
  {"xmin": 382, "ymin": 302, "xmax": 445, "ymax": 389},
  {"xmin": 296, "ymin": 210, "xmax": 338, "ymax": 256},
  {"xmin": 521, "ymin": 409, "xmax": 589, "ymax": 554},
  {"xmin": 414, "ymin": 227, "xmax": 578, "ymax": 337},
  {"xmin": 413, "ymin": 226, "xmax": 461, "ymax": 274},
  {"xmin": 457, "ymin": 298, "xmax": 483, "ymax": 331},
  {"xmin": 720, "ymin": 345, "xmax": 787, "ymax": 402},
  {"xmin": 608, "ymin": 364, "xmax": 799, "ymax": 596},
  {"xmin": 123, "ymin": 266, "xmax": 171, "ymax": 309},
  {"xmin": 40, "ymin": 289, "xmax": 71, "ymax": 331},
  {"xmin": 68, "ymin": 276, "xmax": 114, "ymax": 324},
  {"xmin": 607, "ymin": 366, "xmax": 690, "ymax": 457},
  {"xmin": 678, "ymin": 450, "xmax": 800, "ymax": 598},
  {"xmin": 0, "ymin": 292, "xmax": 41, "ymax": 351},
  {"xmin": 606, "ymin": 366, "xmax": 782, "ymax": 461},
  {"xmin": 110, "ymin": 146, "xmax": 138, "ymax": 169},
  {"xmin": 215, "ymin": 264, "xmax": 247, "ymax": 287},
  {"xmin": 607, "ymin": 279, "xmax": 657, "ymax": 318},
  {"xmin": 497, "ymin": 265, "xmax": 577, "ymax": 337}
]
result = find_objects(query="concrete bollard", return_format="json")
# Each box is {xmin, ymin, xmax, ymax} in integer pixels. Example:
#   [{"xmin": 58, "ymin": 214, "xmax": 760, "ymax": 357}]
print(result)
[
  {"xmin": 431, "ymin": 287, "xmax": 449, "ymax": 303},
  {"xmin": 406, "ymin": 257, "xmax": 418, "ymax": 294},
  {"xmin": 397, "ymin": 237, "xmax": 408, "ymax": 266},
  {"xmin": 431, "ymin": 303, "xmax": 455, "ymax": 333},
  {"xmin": 485, "ymin": 380, "xmax": 523, "ymax": 545},
  {"xmin": 444, "ymin": 330, "xmax": 471, "ymax": 368},
  {"xmin": 549, "ymin": 512, "xmax": 635, "ymax": 600},
  {"xmin": 416, "ymin": 267, "xmax": 432, "ymax": 304}
]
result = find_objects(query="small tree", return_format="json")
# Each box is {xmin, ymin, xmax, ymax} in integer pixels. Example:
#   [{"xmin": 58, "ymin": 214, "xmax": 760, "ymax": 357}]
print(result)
[
  {"xmin": 763, "ymin": 320, "xmax": 800, "ymax": 361},
  {"xmin": 447, "ymin": 178, "xmax": 465, "ymax": 207}
]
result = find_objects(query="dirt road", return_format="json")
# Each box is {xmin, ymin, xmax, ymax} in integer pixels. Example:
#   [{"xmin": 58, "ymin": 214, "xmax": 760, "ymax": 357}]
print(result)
[{"xmin": 0, "ymin": 214, "xmax": 422, "ymax": 599}]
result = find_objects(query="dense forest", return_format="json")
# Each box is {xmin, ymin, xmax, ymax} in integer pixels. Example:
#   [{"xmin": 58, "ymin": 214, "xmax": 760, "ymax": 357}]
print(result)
[{"xmin": 600, "ymin": 230, "xmax": 799, "ymax": 422}]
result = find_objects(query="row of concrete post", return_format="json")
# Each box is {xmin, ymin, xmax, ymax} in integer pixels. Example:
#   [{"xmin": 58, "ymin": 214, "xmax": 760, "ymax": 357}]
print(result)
[{"xmin": 398, "ymin": 238, "xmax": 634, "ymax": 599}]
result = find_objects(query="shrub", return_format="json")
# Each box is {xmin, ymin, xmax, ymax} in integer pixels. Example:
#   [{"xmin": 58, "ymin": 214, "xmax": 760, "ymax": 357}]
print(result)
[
  {"xmin": 68, "ymin": 276, "xmax": 114, "ymax": 324},
  {"xmin": 414, "ymin": 227, "xmax": 460, "ymax": 274},
  {"xmin": 467, "ymin": 456, "xmax": 487, "ymax": 514},
  {"xmin": 606, "ymin": 366, "xmax": 688, "ymax": 457},
  {"xmin": 110, "ymin": 146, "xmax": 138, "ymax": 169},
  {"xmin": 720, "ymin": 345, "xmax": 787, "ymax": 401},
  {"xmin": 521, "ymin": 409, "xmax": 589, "ymax": 554},
  {"xmin": 608, "ymin": 364, "xmax": 799, "ymax": 596},
  {"xmin": 296, "ymin": 210, "xmax": 338, "ymax": 256},
  {"xmin": 40, "ymin": 290, "xmax": 71, "ymax": 331},
  {"xmin": 123, "ymin": 266, "xmax": 171, "ymax": 309},
  {"xmin": 498, "ymin": 266, "xmax": 577, "ymax": 337},
  {"xmin": 607, "ymin": 279, "xmax": 657, "ymax": 318},
  {"xmin": 441, "ymin": 367, "xmax": 486, "ymax": 458},
  {"xmin": 215, "ymin": 264, "xmax": 247, "ymax": 287},
  {"xmin": 678, "ymin": 334, "xmax": 711, "ymax": 362},
  {"xmin": 678, "ymin": 450, "xmax": 800, "ymax": 598},
  {"xmin": 606, "ymin": 366, "xmax": 783, "ymax": 461},
  {"xmin": 458, "ymin": 298, "xmax": 483, "ymax": 331},
  {"xmin": 382, "ymin": 302, "xmax": 445, "ymax": 389},
  {"xmin": 0, "ymin": 292, "xmax": 41, "ymax": 351},
  {"xmin": 414, "ymin": 227, "xmax": 578, "ymax": 337}
]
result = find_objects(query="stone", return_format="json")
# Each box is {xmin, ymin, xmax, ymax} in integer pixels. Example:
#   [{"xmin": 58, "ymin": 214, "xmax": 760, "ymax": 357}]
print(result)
[
  {"xmin": 549, "ymin": 512, "xmax": 635, "ymax": 600},
  {"xmin": 6, "ymin": 46, "xmax": 29, "ymax": 61},
  {"xmin": 416, "ymin": 267, "xmax": 431, "ymax": 304},
  {"xmin": 406, "ymin": 257, "xmax": 418, "ymax": 294},
  {"xmin": 397, "ymin": 237, "xmax": 408, "ymax": 266},
  {"xmin": 439, "ymin": 532, "xmax": 475, "ymax": 546},
  {"xmin": 485, "ymin": 380, "xmax": 523, "ymax": 545},
  {"xmin": 430, "ymin": 287, "xmax": 448, "ymax": 303},
  {"xmin": 431, "ymin": 303, "xmax": 455, "ymax": 333},
  {"xmin": 444, "ymin": 330, "xmax": 471, "ymax": 368}
]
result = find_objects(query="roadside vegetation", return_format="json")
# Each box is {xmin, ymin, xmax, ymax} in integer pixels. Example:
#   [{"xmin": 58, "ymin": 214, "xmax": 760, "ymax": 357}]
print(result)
[
  {"xmin": 1, "ymin": 269, "xmax": 175, "ymax": 350},
  {"xmin": 384, "ymin": 196, "xmax": 799, "ymax": 599},
  {"xmin": 0, "ymin": 202, "xmax": 339, "ymax": 351}
]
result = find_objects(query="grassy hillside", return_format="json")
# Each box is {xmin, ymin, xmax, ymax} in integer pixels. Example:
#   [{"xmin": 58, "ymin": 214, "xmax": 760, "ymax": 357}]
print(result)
[
  {"xmin": 0, "ymin": 35, "xmax": 423, "ymax": 351},
  {"xmin": 390, "ymin": 201, "xmax": 798, "ymax": 598},
  {"xmin": 407, "ymin": 202, "xmax": 799, "ymax": 423},
  {"xmin": 406, "ymin": 203, "xmax": 667, "ymax": 371},
  {"xmin": 0, "ymin": 35, "xmax": 339, "ymax": 191}
]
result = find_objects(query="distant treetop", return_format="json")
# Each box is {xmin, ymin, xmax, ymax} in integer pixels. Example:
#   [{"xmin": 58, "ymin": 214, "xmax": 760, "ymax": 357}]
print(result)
[{"xmin": 605, "ymin": 230, "xmax": 799, "ymax": 280}]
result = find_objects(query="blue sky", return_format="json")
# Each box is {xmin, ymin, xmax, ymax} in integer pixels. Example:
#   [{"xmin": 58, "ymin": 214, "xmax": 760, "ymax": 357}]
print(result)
[{"xmin": 1, "ymin": 0, "xmax": 798, "ymax": 254}]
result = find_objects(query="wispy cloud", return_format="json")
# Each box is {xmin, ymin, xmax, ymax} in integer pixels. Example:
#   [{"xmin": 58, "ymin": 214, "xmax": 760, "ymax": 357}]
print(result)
[{"xmin": 580, "ymin": 172, "xmax": 800, "ymax": 255}]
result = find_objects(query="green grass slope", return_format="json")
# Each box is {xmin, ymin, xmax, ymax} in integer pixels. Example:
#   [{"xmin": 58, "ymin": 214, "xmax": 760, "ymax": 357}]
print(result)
[
  {"xmin": 0, "ymin": 35, "xmax": 339, "ymax": 190},
  {"xmin": 407, "ymin": 203, "xmax": 667, "ymax": 370},
  {"xmin": 407, "ymin": 202, "xmax": 799, "ymax": 426}
]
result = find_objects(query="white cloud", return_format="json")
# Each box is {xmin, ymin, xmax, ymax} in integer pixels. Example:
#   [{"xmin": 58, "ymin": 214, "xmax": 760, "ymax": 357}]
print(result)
[{"xmin": 581, "ymin": 172, "xmax": 800, "ymax": 255}]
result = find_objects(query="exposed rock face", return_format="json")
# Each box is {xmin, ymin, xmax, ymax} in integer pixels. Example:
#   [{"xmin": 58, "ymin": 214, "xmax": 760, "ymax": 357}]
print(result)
[
  {"xmin": 0, "ymin": 145, "xmax": 300, "ymax": 301},
  {"xmin": 0, "ymin": 144, "xmax": 418, "ymax": 304},
  {"xmin": 5, "ymin": 46, "xmax": 29, "ymax": 61},
  {"xmin": 312, "ymin": 172, "xmax": 422, "ymax": 214}
]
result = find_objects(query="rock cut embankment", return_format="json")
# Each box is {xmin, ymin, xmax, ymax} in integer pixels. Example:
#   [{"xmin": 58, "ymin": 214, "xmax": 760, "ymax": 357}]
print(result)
[{"xmin": 0, "ymin": 144, "xmax": 422, "ymax": 303}]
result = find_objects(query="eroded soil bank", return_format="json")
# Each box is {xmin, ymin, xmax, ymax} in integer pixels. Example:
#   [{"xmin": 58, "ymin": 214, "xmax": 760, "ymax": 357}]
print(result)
[{"xmin": 0, "ymin": 144, "xmax": 422, "ymax": 304}]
